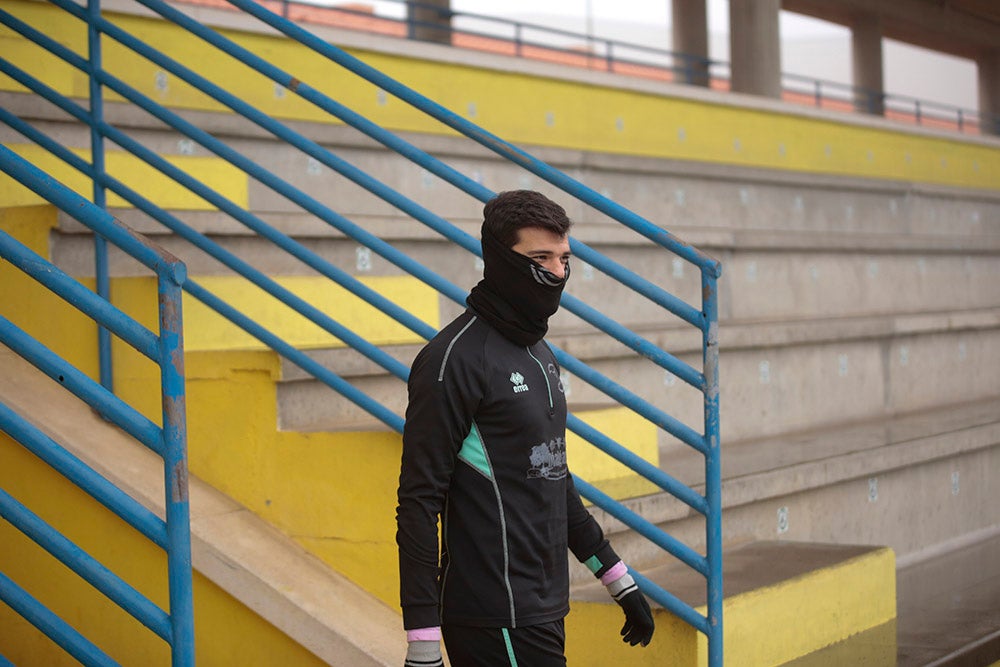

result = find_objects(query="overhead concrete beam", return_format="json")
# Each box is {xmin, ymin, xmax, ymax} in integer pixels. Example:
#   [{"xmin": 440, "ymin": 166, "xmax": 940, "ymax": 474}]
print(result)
[{"xmin": 782, "ymin": 0, "xmax": 1000, "ymax": 60}]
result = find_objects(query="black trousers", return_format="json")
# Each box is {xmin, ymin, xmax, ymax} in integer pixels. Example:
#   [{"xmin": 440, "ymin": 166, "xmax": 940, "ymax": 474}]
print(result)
[{"xmin": 443, "ymin": 619, "xmax": 566, "ymax": 667}]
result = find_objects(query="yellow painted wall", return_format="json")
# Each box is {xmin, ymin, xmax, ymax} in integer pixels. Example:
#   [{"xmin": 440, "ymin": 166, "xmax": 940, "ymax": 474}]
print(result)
[
  {"xmin": 0, "ymin": 431, "xmax": 329, "ymax": 667},
  {"xmin": 0, "ymin": 205, "xmax": 99, "ymax": 379},
  {"xmin": 567, "ymin": 406, "xmax": 661, "ymax": 498},
  {"xmin": 110, "ymin": 344, "xmax": 408, "ymax": 607},
  {"xmin": 2, "ymin": 0, "xmax": 997, "ymax": 194}
]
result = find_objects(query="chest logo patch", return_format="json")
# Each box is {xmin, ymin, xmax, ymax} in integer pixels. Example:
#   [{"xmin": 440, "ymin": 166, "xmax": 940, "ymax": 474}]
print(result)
[
  {"xmin": 528, "ymin": 437, "xmax": 568, "ymax": 480},
  {"xmin": 510, "ymin": 371, "xmax": 530, "ymax": 394}
]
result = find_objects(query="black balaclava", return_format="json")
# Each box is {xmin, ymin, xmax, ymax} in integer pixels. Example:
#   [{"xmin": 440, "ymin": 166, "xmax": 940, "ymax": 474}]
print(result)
[{"xmin": 466, "ymin": 225, "xmax": 569, "ymax": 346}]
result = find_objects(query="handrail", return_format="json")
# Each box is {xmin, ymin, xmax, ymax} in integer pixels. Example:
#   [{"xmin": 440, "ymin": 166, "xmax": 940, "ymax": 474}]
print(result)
[
  {"xmin": 2, "ymin": 2, "xmax": 708, "ymax": 438},
  {"xmin": 267, "ymin": 0, "xmax": 995, "ymax": 135},
  {"xmin": 1, "ymin": 0, "xmax": 722, "ymax": 662},
  {"xmin": 88, "ymin": 0, "xmax": 113, "ymax": 393},
  {"xmin": 0, "ymin": 145, "xmax": 194, "ymax": 665},
  {"xmin": 0, "ymin": 485, "xmax": 173, "ymax": 641},
  {"xmin": 230, "ymin": 0, "xmax": 722, "ymax": 278},
  {"xmin": 200, "ymin": 1, "xmax": 724, "ymax": 658},
  {"xmin": 130, "ymin": 0, "xmax": 708, "ymax": 328},
  {"xmin": 103, "ymin": 0, "xmax": 709, "ymax": 331},
  {"xmin": 0, "ymin": 570, "xmax": 116, "ymax": 667}
]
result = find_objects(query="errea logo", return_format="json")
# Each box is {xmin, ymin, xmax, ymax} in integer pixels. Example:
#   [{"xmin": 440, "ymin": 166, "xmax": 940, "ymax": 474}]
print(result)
[{"xmin": 510, "ymin": 372, "xmax": 530, "ymax": 394}]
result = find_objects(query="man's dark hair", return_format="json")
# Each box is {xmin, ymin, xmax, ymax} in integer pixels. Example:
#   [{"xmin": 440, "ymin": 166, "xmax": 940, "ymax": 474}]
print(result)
[{"xmin": 482, "ymin": 190, "xmax": 572, "ymax": 248}]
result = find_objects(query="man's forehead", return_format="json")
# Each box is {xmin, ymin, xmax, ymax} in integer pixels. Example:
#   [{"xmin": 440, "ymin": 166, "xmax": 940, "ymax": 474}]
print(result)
[{"xmin": 513, "ymin": 226, "xmax": 571, "ymax": 250}]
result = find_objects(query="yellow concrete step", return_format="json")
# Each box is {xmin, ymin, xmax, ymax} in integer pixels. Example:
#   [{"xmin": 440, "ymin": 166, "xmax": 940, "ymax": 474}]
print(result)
[
  {"xmin": 568, "ymin": 405, "xmax": 661, "ymax": 499},
  {"xmin": 1, "ymin": 143, "xmax": 247, "ymax": 211},
  {"xmin": 568, "ymin": 541, "xmax": 897, "ymax": 667},
  {"xmin": 0, "ymin": 345, "xmax": 404, "ymax": 666},
  {"xmin": 110, "ymin": 273, "xmax": 439, "ymax": 353}
]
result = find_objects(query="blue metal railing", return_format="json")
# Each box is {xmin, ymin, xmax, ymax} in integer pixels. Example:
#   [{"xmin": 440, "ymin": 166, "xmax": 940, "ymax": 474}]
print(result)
[
  {"xmin": 1, "ymin": 0, "xmax": 722, "ymax": 662},
  {"xmin": 0, "ymin": 146, "xmax": 194, "ymax": 666}
]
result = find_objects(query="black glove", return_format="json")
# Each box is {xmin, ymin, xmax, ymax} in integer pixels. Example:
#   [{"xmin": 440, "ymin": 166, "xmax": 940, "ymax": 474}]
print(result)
[
  {"xmin": 616, "ymin": 587, "xmax": 655, "ymax": 647},
  {"xmin": 603, "ymin": 565, "xmax": 655, "ymax": 647}
]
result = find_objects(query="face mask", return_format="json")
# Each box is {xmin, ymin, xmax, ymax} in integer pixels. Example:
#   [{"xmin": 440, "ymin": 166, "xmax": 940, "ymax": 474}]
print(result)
[{"xmin": 466, "ymin": 227, "xmax": 569, "ymax": 346}]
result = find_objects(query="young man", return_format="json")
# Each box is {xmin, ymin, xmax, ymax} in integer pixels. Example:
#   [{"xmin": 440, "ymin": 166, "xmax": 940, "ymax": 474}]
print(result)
[{"xmin": 396, "ymin": 190, "xmax": 654, "ymax": 666}]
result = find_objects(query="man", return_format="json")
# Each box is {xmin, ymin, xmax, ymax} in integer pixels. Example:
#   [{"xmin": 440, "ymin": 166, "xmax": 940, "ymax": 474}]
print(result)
[{"xmin": 396, "ymin": 190, "xmax": 655, "ymax": 666}]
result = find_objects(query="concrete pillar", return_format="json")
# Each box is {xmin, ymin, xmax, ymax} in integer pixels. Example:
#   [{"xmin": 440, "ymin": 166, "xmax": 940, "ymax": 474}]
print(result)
[
  {"xmin": 978, "ymin": 50, "xmax": 1000, "ymax": 136},
  {"xmin": 851, "ymin": 14, "xmax": 885, "ymax": 116},
  {"xmin": 407, "ymin": 0, "xmax": 452, "ymax": 45},
  {"xmin": 729, "ymin": 0, "xmax": 781, "ymax": 99},
  {"xmin": 672, "ymin": 0, "xmax": 710, "ymax": 87}
]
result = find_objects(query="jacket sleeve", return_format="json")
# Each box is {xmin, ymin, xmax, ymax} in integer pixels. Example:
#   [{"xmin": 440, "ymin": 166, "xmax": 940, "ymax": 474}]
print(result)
[
  {"xmin": 395, "ymin": 331, "xmax": 484, "ymax": 629},
  {"xmin": 550, "ymin": 336, "xmax": 621, "ymax": 579},
  {"xmin": 565, "ymin": 473, "xmax": 621, "ymax": 579}
]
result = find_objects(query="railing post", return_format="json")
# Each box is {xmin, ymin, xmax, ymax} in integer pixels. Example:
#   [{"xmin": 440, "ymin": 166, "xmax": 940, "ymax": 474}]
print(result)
[
  {"xmin": 87, "ymin": 0, "xmax": 112, "ymax": 392},
  {"xmin": 702, "ymin": 268, "xmax": 723, "ymax": 667},
  {"xmin": 157, "ymin": 267, "xmax": 194, "ymax": 666}
]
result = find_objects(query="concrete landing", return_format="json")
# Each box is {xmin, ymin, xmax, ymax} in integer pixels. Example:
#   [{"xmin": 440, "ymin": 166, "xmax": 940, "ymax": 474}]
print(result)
[
  {"xmin": 783, "ymin": 529, "xmax": 1000, "ymax": 666},
  {"xmin": 897, "ymin": 530, "xmax": 1000, "ymax": 666},
  {"xmin": 568, "ymin": 540, "xmax": 896, "ymax": 666}
]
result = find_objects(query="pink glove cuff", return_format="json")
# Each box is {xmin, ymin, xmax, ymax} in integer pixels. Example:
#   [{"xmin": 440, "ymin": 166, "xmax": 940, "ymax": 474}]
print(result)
[
  {"xmin": 600, "ymin": 560, "xmax": 629, "ymax": 585},
  {"xmin": 406, "ymin": 627, "xmax": 442, "ymax": 642}
]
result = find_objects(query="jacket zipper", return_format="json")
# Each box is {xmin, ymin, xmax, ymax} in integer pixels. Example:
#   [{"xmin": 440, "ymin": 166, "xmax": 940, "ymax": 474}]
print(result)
[{"xmin": 526, "ymin": 347, "xmax": 555, "ymax": 417}]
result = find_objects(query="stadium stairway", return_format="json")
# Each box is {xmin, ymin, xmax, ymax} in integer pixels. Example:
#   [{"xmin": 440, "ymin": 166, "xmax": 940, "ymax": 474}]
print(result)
[{"xmin": 2, "ymin": 0, "xmax": 1000, "ymax": 664}]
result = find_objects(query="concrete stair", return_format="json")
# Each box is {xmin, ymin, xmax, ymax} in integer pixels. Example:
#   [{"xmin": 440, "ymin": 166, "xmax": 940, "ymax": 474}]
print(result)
[{"xmin": 587, "ymin": 396, "xmax": 1000, "ymax": 580}]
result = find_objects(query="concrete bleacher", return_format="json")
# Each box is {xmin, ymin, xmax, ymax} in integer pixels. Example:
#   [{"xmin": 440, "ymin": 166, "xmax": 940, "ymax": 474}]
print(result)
[{"xmin": 2, "ymin": 0, "xmax": 999, "ymax": 663}]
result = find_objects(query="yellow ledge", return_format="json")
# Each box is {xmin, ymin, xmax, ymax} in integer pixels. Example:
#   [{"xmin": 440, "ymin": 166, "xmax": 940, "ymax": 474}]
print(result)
[
  {"xmin": 110, "ymin": 273, "xmax": 439, "ymax": 352},
  {"xmin": 1, "ymin": 143, "xmax": 248, "ymax": 211},
  {"xmin": 566, "ymin": 545, "xmax": 896, "ymax": 667}
]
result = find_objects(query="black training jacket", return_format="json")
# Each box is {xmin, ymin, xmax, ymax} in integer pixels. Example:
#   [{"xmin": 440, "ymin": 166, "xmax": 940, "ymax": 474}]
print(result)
[{"xmin": 396, "ymin": 310, "xmax": 618, "ymax": 630}]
